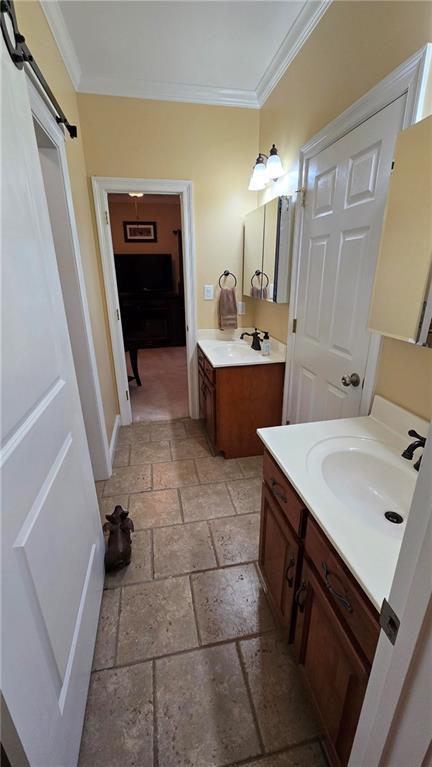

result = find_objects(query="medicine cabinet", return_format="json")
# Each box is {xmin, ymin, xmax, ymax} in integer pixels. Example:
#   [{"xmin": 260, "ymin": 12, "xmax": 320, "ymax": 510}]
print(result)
[
  {"xmin": 369, "ymin": 115, "xmax": 432, "ymax": 346},
  {"xmin": 243, "ymin": 195, "xmax": 294, "ymax": 304}
]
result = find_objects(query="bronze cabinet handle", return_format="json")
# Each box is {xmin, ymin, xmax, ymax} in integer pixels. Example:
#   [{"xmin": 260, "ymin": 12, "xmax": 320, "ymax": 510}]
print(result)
[
  {"xmin": 271, "ymin": 478, "xmax": 288, "ymax": 503},
  {"xmin": 285, "ymin": 557, "xmax": 296, "ymax": 587},
  {"xmin": 321, "ymin": 561, "xmax": 353, "ymax": 613},
  {"xmin": 295, "ymin": 581, "xmax": 308, "ymax": 613}
]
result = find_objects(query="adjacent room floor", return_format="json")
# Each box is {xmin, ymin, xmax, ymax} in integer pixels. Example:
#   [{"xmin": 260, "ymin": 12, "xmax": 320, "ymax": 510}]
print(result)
[
  {"xmin": 83, "ymin": 418, "xmax": 327, "ymax": 767},
  {"xmin": 128, "ymin": 347, "xmax": 189, "ymax": 422}
]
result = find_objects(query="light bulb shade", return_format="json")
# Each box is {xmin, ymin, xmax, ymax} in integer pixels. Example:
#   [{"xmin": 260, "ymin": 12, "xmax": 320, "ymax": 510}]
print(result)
[
  {"xmin": 248, "ymin": 161, "xmax": 267, "ymax": 191},
  {"xmin": 266, "ymin": 152, "xmax": 284, "ymax": 180}
]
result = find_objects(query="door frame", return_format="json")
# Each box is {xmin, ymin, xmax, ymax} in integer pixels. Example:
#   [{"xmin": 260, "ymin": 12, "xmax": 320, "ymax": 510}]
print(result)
[
  {"xmin": 28, "ymin": 74, "xmax": 111, "ymax": 479},
  {"xmin": 92, "ymin": 176, "xmax": 198, "ymax": 425},
  {"xmin": 283, "ymin": 44, "xmax": 432, "ymax": 425}
]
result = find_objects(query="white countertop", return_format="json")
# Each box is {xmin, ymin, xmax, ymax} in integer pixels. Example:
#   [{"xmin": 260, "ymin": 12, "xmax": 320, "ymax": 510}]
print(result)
[
  {"xmin": 197, "ymin": 329, "xmax": 286, "ymax": 368},
  {"xmin": 258, "ymin": 397, "xmax": 428, "ymax": 610}
]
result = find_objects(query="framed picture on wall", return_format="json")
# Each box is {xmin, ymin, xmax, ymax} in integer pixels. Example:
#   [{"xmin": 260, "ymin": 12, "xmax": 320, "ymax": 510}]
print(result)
[{"xmin": 123, "ymin": 221, "xmax": 158, "ymax": 243}]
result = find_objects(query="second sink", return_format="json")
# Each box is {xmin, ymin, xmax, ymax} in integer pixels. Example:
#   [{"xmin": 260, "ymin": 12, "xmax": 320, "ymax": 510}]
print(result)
[{"xmin": 306, "ymin": 436, "xmax": 416, "ymax": 534}]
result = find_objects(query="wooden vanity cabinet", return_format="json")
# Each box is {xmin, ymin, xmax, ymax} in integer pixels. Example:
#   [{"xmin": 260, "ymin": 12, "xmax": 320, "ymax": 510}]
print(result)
[
  {"xmin": 198, "ymin": 348, "xmax": 216, "ymax": 445},
  {"xmin": 258, "ymin": 450, "xmax": 380, "ymax": 767},
  {"xmin": 294, "ymin": 558, "xmax": 369, "ymax": 767},
  {"xmin": 197, "ymin": 347, "xmax": 285, "ymax": 458}
]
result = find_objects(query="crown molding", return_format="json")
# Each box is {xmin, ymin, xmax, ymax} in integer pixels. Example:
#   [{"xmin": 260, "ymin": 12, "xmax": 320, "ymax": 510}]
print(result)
[
  {"xmin": 40, "ymin": 0, "xmax": 82, "ymax": 89},
  {"xmin": 38, "ymin": 0, "xmax": 331, "ymax": 110},
  {"xmin": 78, "ymin": 75, "xmax": 260, "ymax": 109},
  {"xmin": 256, "ymin": 0, "xmax": 333, "ymax": 107}
]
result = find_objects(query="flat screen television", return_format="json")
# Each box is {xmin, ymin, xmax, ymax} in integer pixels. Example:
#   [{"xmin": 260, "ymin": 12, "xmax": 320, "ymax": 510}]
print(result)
[{"xmin": 115, "ymin": 253, "xmax": 172, "ymax": 293}]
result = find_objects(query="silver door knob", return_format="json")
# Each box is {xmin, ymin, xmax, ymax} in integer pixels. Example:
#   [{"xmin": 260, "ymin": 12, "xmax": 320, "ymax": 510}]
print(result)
[{"xmin": 341, "ymin": 373, "xmax": 361, "ymax": 387}]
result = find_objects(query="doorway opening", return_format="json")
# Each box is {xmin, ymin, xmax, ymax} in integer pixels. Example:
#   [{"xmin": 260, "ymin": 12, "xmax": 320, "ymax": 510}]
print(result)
[
  {"xmin": 107, "ymin": 192, "xmax": 188, "ymax": 422},
  {"xmin": 92, "ymin": 176, "xmax": 198, "ymax": 428}
]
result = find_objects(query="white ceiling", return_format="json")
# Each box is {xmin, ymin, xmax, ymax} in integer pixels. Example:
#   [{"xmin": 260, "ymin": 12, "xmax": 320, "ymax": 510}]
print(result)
[{"xmin": 41, "ymin": 1, "xmax": 331, "ymax": 108}]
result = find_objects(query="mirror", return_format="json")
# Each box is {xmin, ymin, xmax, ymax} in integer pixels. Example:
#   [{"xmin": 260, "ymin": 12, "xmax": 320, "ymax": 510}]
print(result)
[{"xmin": 243, "ymin": 196, "xmax": 294, "ymax": 303}]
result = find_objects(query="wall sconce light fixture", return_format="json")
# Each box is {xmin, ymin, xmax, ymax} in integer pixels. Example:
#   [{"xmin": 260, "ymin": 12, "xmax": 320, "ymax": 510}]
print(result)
[
  {"xmin": 248, "ymin": 144, "xmax": 284, "ymax": 191},
  {"xmin": 128, "ymin": 192, "xmax": 144, "ymax": 197}
]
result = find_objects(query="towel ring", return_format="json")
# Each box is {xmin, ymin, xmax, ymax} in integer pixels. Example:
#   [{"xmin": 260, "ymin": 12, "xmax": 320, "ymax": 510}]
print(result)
[
  {"xmin": 218, "ymin": 269, "xmax": 237, "ymax": 288},
  {"xmin": 251, "ymin": 269, "xmax": 269, "ymax": 288}
]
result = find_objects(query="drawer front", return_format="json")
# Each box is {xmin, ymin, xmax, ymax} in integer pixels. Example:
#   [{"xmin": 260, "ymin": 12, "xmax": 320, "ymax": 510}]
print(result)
[
  {"xmin": 204, "ymin": 357, "xmax": 215, "ymax": 383},
  {"xmin": 263, "ymin": 451, "xmax": 306, "ymax": 536},
  {"xmin": 197, "ymin": 347, "xmax": 205, "ymax": 370},
  {"xmin": 305, "ymin": 517, "xmax": 379, "ymax": 665}
]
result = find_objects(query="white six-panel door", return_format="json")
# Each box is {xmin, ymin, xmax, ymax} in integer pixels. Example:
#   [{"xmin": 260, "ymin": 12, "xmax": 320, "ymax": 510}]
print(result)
[
  {"xmin": 291, "ymin": 96, "xmax": 406, "ymax": 424},
  {"xmin": 1, "ymin": 42, "xmax": 104, "ymax": 766}
]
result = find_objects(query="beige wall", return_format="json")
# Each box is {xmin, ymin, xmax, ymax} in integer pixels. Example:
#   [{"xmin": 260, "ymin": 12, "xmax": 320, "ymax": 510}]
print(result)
[
  {"xmin": 256, "ymin": 0, "xmax": 432, "ymax": 418},
  {"xmin": 375, "ymin": 338, "xmax": 432, "ymax": 421},
  {"xmin": 15, "ymin": 0, "xmax": 119, "ymax": 440},
  {"xmin": 14, "ymin": 0, "xmax": 432, "ymax": 428},
  {"xmin": 108, "ymin": 198, "xmax": 182, "ymax": 292},
  {"xmin": 77, "ymin": 93, "xmax": 258, "ymax": 330}
]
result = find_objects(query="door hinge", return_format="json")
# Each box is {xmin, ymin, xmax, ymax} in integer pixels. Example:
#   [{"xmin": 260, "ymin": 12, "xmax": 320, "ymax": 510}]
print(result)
[
  {"xmin": 292, "ymin": 318, "xmax": 297, "ymax": 334},
  {"xmin": 104, "ymin": 210, "xmax": 109, "ymax": 224},
  {"xmin": 126, "ymin": 390, "xmax": 129, "ymax": 401},
  {"xmin": 380, "ymin": 598, "xmax": 400, "ymax": 645},
  {"xmin": 116, "ymin": 308, "xmax": 120, "ymax": 320},
  {"xmin": 300, "ymin": 188, "xmax": 306, "ymax": 207}
]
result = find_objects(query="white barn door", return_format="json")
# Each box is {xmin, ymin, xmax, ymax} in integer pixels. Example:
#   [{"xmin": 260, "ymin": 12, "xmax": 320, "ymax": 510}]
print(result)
[
  {"xmin": 291, "ymin": 96, "xmax": 405, "ymax": 424},
  {"xmin": 1, "ymin": 42, "xmax": 104, "ymax": 766}
]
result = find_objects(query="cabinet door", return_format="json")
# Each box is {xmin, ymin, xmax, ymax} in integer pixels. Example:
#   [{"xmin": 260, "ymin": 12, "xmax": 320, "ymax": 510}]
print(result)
[
  {"xmin": 294, "ymin": 560, "xmax": 369, "ymax": 766},
  {"xmin": 259, "ymin": 484, "xmax": 300, "ymax": 633},
  {"xmin": 204, "ymin": 379, "xmax": 216, "ymax": 447}
]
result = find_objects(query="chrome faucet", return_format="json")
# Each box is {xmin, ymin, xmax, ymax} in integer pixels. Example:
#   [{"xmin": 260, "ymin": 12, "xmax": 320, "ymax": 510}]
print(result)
[
  {"xmin": 401, "ymin": 429, "xmax": 426, "ymax": 472},
  {"xmin": 240, "ymin": 328, "xmax": 264, "ymax": 351}
]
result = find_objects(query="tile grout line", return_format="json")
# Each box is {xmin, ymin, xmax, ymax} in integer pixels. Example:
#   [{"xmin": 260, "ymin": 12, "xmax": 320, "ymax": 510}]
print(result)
[
  {"xmin": 92, "ymin": 627, "xmax": 281, "ymax": 674},
  {"xmin": 150, "ymin": 528, "xmax": 155, "ymax": 580},
  {"xmin": 206, "ymin": 520, "xmax": 221, "ymax": 568},
  {"xmin": 129, "ymin": 507, "xmax": 257, "ymax": 533},
  {"xmin": 152, "ymin": 658, "xmax": 159, "ymax": 767},
  {"xmin": 222, "ymin": 737, "xmax": 325, "ymax": 767},
  {"xmin": 113, "ymin": 586, "xmax": 123, "ymax": 668},
  {"xmin": 102, "ymin": 473, "xmax": 263, "ymax": 499},
  {"xmin": 177, "ymin": 487, "xmax": 185, "ymax": 524},
  {"xmin": 188, "ymin": 574, "xmax": 203, "ymax": 647},
  {"xmin": 102, "ymin": 558, "xmax": 261, "ymax": 592},
  {"xmin": 225, "ymin": 480, "xmax": 239, "ymax": 515},
  {"xmin": 235, "ymin": 640, "xmax": 265, "ymax": 757}
]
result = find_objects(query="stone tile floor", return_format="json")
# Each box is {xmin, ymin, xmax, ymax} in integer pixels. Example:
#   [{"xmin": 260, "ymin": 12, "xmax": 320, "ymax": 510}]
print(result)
[{"xmin": 79, "ymin": 418, "xmax": 328, "ymax": 767}]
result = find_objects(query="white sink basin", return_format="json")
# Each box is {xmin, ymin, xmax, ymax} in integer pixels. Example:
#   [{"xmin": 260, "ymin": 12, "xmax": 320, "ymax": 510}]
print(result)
[
  {"xmin": 210, "ymin": 343, "xmax": 258, "ymax": 360},
  {"xmin": 306, "ymin": 436, "xmax": 416, "ymax": 536}
]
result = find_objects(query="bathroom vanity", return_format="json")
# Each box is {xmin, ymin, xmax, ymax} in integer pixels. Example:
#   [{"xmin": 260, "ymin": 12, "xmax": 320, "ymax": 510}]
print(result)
[
  {"xmin": 257, "ymin": 397, "xmax": 425, "ymax": 767},
  {"xmin": 197, "ymin": 336, "xmax": 285, "ymax": 458}
]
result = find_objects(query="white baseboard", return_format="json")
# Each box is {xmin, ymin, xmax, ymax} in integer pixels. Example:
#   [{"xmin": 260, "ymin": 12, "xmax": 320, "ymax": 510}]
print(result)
[{"xmin": 109, "ymin": 415, "xmax": 121, "ymax": 466}]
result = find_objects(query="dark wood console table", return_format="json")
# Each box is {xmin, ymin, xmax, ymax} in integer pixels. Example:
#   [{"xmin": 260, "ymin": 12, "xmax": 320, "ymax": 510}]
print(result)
[{"xmin": 120, "ymin": 291, "xmax": 186, "ymax": 386}]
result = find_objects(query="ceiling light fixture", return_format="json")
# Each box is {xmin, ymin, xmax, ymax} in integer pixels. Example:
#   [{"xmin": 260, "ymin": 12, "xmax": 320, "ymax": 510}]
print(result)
[
  {"xmin": 248, "ymin": 144, "xmax": 284, "ymax": 191},
  {"xmin": 128, "ymin": 192, "xmax": 144, "ymax": 197}
]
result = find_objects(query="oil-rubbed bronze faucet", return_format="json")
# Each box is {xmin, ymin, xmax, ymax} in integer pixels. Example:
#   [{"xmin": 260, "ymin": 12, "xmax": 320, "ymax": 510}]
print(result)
[
  {"xmin": 401, "ymin": 429, "xmax": 426, "ymax": 471},
  {"xmin": 240, "ymin": 328, "xmax": 265, "ymax": 351}
]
